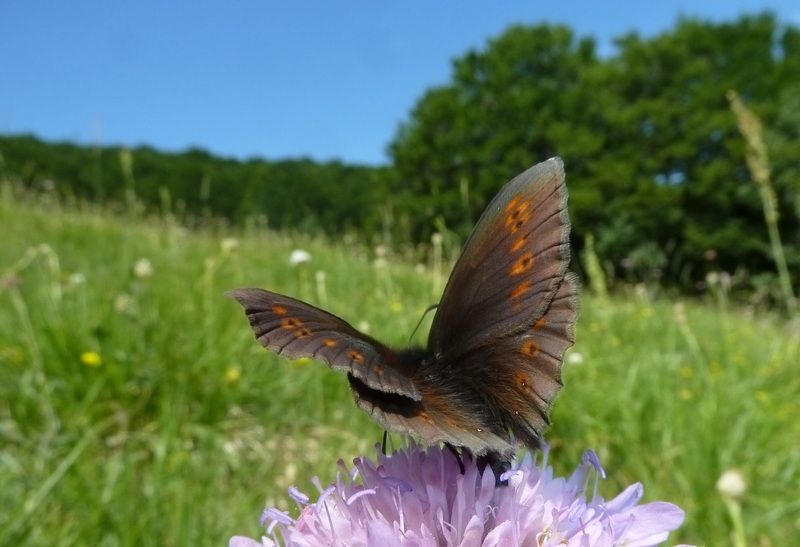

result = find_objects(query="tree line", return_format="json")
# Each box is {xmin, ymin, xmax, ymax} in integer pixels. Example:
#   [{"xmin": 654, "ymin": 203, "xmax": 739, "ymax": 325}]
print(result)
[{"xmin": 1, "ymin": 13, "xmax": 798, "ymax": 300}]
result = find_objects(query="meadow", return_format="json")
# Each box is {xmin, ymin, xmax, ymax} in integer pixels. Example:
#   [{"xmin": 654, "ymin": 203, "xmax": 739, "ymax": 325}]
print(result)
[{"xmin": 1, "ymin": 182, "xmax": 798, "ymax": 546}]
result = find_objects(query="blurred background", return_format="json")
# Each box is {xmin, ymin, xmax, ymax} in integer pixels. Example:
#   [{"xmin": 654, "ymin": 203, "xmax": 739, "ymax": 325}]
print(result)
[{"xmin": 1, "ymin": 2, "xmax": 799, "ymax": 545}]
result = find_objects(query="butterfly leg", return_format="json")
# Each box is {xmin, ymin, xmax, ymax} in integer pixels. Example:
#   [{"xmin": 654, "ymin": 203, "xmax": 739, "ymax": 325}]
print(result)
[
  {"xmin": 475, "ymin": 452, "xmax": 511, "ymax": 486},
  {"xmin": 443, "ymin": 443, "xmax": 466, "ymax": 474}
]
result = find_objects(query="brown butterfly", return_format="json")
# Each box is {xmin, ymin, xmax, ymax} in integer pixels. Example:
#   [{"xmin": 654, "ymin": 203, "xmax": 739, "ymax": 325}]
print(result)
[{"xmin": 228, "ymin": 157, "xmax": 578, "ymax": 474}]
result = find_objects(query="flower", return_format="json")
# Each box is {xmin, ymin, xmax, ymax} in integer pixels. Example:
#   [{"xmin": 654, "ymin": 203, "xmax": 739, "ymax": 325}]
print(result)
[
  {"xmin": 716, "ymin": 469, "xmax": 747, "ymax": 547},
  {"xmin": 226, "ymin": 366, "xmax": 241, "ymax": 383},
  {"xmin": 80, "ymin": 351, "xmax": 102, "ymax": 367},
  {"xmin": 221, "ymin": 237, "xmax": 241, "ymax": 254},
  {"xmin": 133, "ymin": 258, "xmax": 153, "ymax": 278},
  {"xmin": 716, "ymin": 469, "xmax": 747, "ymax": 499},
  {"xmin": 566, "ymin": 351, "xmax": 585, "ymax": 365},
  {"xmin": 67, "ymin": 272, "xmax": 86, "ymax": 287},
  {"xmin": 289, "ymin": 250, "xmax": 312, "ymax": 266},
  {"xmin": 232, "ymin": 442, "xmax": 688, "ymax": 547},
  {"xmin": 114, "ymin": 293, "xmax": 134, "ymax": 314}
]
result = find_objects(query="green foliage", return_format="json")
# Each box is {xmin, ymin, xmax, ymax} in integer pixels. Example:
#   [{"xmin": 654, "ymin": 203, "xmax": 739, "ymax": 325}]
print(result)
[
  {"xmin": 389, "ymin": 13, "xmax": 800, "ymax": 294},
  {"xmin": 389, "ymin": 23, "xmax": 602, "ymax": 241},
  {"xmin": 2, "ymin": 184, "xmax": 799, "ymax": 545},
  {"xmin": 0, "ymin": 135, "xmax": 386, "ymax": 238}
]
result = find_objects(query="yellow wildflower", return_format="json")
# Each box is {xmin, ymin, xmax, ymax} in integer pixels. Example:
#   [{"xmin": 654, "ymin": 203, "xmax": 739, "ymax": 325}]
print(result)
[
  {"xmin": 80, "ymin": 351, "xmax": 102, "ymax": 367},
  {"xmin": 226, "ymin": 366, "xmax": 241, "ymax": 382}
]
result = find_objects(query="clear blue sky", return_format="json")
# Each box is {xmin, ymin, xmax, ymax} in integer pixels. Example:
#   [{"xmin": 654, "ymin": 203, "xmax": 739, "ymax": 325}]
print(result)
[{"xmin": 2, "ymin": 1, "xmax": 798, "ymax": 166}]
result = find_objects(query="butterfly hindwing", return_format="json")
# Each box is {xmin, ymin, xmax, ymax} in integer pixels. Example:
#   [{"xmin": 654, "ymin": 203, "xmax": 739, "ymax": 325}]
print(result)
[
  {"xmin": 226, "ymin": 288, "xmax": 421, "ymax": 400},
  {"xmin": 349, "ymin": 369, "xmax": 516, "ymax": 458}
]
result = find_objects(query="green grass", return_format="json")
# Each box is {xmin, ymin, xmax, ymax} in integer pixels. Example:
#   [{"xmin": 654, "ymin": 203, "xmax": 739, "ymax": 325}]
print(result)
[{"xmin": 1, "ymin": 185, "xmax": 798, "ymax": 545}]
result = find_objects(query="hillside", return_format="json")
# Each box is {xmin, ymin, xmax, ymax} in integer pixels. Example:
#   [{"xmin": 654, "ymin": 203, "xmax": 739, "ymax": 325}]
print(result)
[{"xmin": 1, "ymin": 184, "xmax": 798, "ymax": 544}]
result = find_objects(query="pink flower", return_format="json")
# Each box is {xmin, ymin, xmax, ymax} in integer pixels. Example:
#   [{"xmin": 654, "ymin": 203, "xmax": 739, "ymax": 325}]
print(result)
[{"xmin": 231, "ymin": 442, "xmax": 688, "ymax": 546}]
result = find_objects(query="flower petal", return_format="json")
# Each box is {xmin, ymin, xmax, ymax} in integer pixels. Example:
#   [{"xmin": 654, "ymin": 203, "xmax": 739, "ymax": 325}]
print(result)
[{"xmin": 613, "ymin": 502, "xmax": 686, "ymax": 547}]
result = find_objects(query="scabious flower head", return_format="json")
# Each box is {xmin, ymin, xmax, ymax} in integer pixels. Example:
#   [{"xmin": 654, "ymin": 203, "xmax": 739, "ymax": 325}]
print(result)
[{"xmin": 230, "ymin": 442, "xmax": 688, "ymax": 547}]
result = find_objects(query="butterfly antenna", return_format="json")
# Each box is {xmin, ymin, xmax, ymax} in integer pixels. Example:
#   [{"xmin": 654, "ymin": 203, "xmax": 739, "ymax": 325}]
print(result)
[{"xmin": 408, "ymin": 304, "xmax": 438, "ymax": 344}]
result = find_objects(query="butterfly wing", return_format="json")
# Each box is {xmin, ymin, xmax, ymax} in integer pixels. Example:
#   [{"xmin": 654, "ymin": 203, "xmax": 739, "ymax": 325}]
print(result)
[
  {"xmin": 423, "ymin": 158, "xmax": 578, "ymax": 460},
  {"xmin": 348, "ymin": 371, "xmax": 516, "ymax": 458},
  {"xmin": 387, "ymin": 273, "xmax": 578, "ymax": 469},
  {"xmin": 475, "ymin": 273, "xmax": 579, "ymax": 448},
  {"xmin": 227, "ymin": 288, "xmax": 421, "ymax": 400},
  {"xmin": 428, "ymin": 157, "xmax": 573, "ymax": 360}
]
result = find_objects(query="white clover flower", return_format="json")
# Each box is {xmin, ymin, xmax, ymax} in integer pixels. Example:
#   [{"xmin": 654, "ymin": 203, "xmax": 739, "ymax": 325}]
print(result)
[
  {"xmin": 716, "ymin": 469, "xmax": 747, "ymax": 499},
  {"xmin": 133, "ymin": 258, "xmax": 153, "ymax": 278},
  {"xmin": 566, "ymin": 351, "xmax": 585, "ymax": 365},
  {"xmin": 67, "ymin": 272, "xmax": 86, "ymax": 287},
  {"xmin": 221, "ymin": 237, "xmax": 240, "ymax": 254},
  {"xmin": 289, "ymin": 250, "xmax": 312, "ymax": 266},
  {"xmin": 114, "ymin": 293, "xmax": 134, "ymax": 313}
]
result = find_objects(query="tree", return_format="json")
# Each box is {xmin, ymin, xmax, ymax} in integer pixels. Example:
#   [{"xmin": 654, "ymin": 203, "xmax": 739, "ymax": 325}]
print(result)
[
  {"xmin": 388, "ymin": 14, "xmax": 800, "ymax": 291},
  {"xmin": 389, "ymin": 24, "xmax": 602, "ymax": 241}
]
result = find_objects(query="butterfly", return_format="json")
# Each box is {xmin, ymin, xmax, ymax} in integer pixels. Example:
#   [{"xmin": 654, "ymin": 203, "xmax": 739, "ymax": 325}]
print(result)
[{"xmin": 227, "ymin": 157, "xmax": 578, "ymax": 474}]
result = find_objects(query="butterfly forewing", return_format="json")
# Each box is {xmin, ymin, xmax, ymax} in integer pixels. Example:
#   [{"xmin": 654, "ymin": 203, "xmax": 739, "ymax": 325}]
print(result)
[
  {"xmin": 429, "ymin": 158, "xmax": 571, "ymax": 360},
  {"xmin": 227, "ymin": 288, "xmax": 421, "ymax": 400}
]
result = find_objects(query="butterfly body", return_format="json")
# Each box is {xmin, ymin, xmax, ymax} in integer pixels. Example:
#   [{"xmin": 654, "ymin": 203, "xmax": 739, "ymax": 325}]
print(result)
[{"xmin": 228, "ymin": 157, "xmax": 578, "ymax": 472}]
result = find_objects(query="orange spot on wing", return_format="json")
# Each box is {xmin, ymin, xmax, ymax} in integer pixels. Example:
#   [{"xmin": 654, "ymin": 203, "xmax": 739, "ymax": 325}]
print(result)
[
  {"xmin": 323, "ymin": 338, "xmax": 338, "ymax": 347},
  {"xmin": 295, "ymin": 328, "xmax": 312, "ymax": 338},
  {"xmin": 510, "ymin": 232, "xmax": 531, "ymax": 252},
  {"xmin": 280, "ymin": 317, "xmax": 303, "ymax": 329},
  {"xmin": 521, "ymin": 339, "xmax": 541, "ymax": 358},
  {"xmin": 510, "ymin": 253, "xmax": 535, "ymax": 275},
  {"xmin": 510, "ymin": 281, "xmax": 532, "ymax": 300},
  {"xmin": 504, "ymin": 195, "xmax": 521, "ymax": 213},
  {"xmin": 533, "ymin": 317, "xmax": 547, "ymax": 330},
  {"xmin": 272, "ymin": 305, "xmax": 289, "ymax": 316},
  {"xmin": 373, "ymin": 364, "xmax": 384, "ymax": 376},
  {"xmin": 515, "ymin": 372, "xmax": 533, "ymax": 394},
  {"xmin": 505, "ymin": 200, "xmax": 532, "ymax": 234},
  {"xmin": 347, "ymin": 350, "xmax": 365, "ymax": 363}
]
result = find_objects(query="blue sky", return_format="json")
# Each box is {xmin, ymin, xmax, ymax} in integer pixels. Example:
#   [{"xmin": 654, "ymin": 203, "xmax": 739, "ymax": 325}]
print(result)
[{"xmin": 2, "ymin": 1, "xmax": 798, "ymax": 166}]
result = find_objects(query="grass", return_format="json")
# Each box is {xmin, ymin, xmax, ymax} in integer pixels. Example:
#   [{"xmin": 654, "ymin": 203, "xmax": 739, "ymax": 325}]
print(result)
[{"xmin": 1, "ymin": 183, "xmax": 798, "ymax": 546}]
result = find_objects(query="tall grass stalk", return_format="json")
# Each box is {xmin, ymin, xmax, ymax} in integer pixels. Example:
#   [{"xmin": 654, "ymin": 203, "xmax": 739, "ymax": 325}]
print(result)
[
  {"xmin": 583, "ymin": 233, "xmax": 608, "ymax": 301},
  {"xmin": 727, "ymin": 89, "xmax": 797, "ymax": 316}
]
